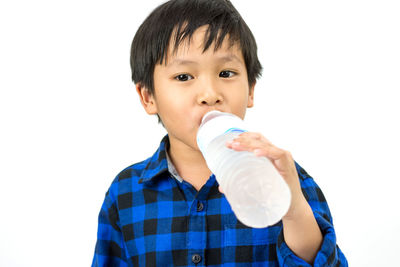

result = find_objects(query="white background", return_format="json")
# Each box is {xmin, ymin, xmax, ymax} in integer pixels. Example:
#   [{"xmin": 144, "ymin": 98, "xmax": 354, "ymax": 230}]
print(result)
[{"xmin": 1, "ymin": 0, "xmax": 399, "ymax": 266}]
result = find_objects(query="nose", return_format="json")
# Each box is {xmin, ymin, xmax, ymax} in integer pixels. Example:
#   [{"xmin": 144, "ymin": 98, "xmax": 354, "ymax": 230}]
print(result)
[{"xmin": 197, "ymin": 79, "xmax": 223, "ymax": 106}]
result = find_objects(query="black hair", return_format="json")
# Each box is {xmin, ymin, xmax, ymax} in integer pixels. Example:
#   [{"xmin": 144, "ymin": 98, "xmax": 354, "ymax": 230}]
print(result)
[{"xmin": 130, "ymin": 0, "xmax": 262, "ymax": 127}]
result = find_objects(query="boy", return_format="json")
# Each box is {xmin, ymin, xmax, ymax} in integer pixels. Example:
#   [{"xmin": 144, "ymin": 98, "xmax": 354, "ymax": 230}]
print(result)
[{"xmin": 92, "ymin": 0, "xmax": 347, "ymax": 266}]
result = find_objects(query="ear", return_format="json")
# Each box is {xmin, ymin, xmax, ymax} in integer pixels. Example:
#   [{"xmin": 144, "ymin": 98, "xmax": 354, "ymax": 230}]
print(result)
[
  {"xmin": 135, "ymin": 83, "xmax": 158, "ymax": 115},
  {"xmin": 247, "ymin": 82, "xmax": 256, "ymax": 108}
]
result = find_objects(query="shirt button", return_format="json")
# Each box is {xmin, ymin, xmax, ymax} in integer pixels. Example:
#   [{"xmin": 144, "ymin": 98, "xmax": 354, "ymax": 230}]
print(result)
[
  {"xmin": 197, "ymin": 201, "xmax": 204, "ymax": 212},
  {"xmin": 192, "ymin": 254, "xmax": 202, "ymax": 264}
]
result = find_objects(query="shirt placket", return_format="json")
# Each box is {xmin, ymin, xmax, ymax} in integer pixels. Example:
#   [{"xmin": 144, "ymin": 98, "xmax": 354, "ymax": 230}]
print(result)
[{"xmin": 179, "ymin": 180, "xmax": 212, "ymax": 266}]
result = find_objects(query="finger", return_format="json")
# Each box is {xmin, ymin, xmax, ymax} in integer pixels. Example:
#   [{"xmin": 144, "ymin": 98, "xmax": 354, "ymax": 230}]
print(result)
[
  {"xmin": 238, "ymin": 132, "xmax": 272, "ymax": 143},
  {"xmin": 254, "ymin": 145, "xmax": 291, "ymax": 161},
  {"xmin": 226, "ymin": 132, "xmax": 263, "ymax": 144},
  {"xmin": 229, "ymin": 140, "xmax": 256, "ymax": 151},
  {"xmin": 226, "ymin": 138, "xmax": 253, "ymax": 150},
  {"xmin": 228, "ymin": 136, "xmax": 267, "ymax": 152}
]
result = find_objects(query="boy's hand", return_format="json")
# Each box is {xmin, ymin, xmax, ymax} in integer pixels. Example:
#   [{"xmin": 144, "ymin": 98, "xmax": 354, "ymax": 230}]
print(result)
[{"xmin": 224, "ymin": 131, "xmax": 309, "ymax": 220}]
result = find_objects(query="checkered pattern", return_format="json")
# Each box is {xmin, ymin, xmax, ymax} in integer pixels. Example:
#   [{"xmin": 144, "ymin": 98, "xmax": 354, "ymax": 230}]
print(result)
[{"xmin": 92, "ymin": 134, "xmax": 347, "ymax": 266}]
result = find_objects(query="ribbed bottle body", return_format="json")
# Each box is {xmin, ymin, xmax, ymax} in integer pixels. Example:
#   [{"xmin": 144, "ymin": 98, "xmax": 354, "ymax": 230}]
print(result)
[
  {"xmin": 204, "ymin": 132, "xmax": 291, "ymax": 228},
  {"xmin": 197, "ymin": 110, "xmax": 291, "ymax": 228}
]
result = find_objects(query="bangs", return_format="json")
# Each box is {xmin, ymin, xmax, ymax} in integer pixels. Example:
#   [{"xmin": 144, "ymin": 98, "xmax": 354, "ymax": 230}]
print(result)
[{"xmin": 160, "ymin": 19, "xmax": 241, "ymax": 65}]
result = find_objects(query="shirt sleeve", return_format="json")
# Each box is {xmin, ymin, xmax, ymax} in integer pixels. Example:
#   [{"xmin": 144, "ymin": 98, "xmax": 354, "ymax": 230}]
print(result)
[
  {"xmin": 91, "ymin": 181, "xmax": 129, "ymax": 267},
  {"xmin": 276, "ymin": 161, "xmax": 348, "ymax": 267}
]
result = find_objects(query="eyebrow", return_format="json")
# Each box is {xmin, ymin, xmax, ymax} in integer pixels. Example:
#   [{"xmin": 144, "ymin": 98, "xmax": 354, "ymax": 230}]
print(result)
[{"xmin": 168, "ymin": 54, "xmax": 242, "ymax": 66}]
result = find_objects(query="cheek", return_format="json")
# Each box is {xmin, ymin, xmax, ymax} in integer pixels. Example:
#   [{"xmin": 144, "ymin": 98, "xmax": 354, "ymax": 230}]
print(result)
[
  {"xmin": 234, "ymin": 88, "xmax": 251, "ymax": 106},
  {"xmin": 159, "ymin": 95, "xmax": 192, "ymax": 122},
  {"xmin": 230, "ymin": 89, "xmax": 252, "ymax": 118}
]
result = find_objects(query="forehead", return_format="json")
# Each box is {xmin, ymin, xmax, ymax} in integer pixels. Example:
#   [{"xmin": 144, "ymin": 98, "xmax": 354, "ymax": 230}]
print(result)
[{"xmin": 162, "ymin": 25, "xmax": 243, "ymax": 65}]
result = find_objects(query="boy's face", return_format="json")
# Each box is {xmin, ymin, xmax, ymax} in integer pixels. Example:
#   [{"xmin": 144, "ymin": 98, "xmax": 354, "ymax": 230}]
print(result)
[{"xmin": 137, "ymin": 25, "xmax": 255, "ymax": 153}]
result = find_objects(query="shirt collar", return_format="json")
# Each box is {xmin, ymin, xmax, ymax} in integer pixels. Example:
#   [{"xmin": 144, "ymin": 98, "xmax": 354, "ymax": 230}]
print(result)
[
  {"xmin": 139, "ymin": 134, "xmax": 183, "ymax": 184},
  {"xmin": 166, "ymin": 147, "xmax": 184, "ymax": 183}
]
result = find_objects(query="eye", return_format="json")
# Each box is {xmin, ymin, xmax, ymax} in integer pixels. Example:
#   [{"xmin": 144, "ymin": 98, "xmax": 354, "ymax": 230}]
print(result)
[
  {"xmin": 174, "ymin": 74, "xmax": 194, "ymax": 82},
  {"xmin": 219, "ymin": 70, "xmax": 236, "ymax": 78}
]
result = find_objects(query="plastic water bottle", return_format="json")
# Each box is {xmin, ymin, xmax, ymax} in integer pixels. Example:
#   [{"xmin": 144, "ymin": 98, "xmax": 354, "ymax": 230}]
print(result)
[{"xmin": 196, "ymin": 110, "xmax": 291, "ymax": 228}]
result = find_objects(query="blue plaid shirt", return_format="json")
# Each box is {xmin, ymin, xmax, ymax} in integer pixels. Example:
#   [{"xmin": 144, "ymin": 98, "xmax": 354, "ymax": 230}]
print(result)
[{"xmin": 92, "ymin": 134, "xmax": 347, "ymax": 266}]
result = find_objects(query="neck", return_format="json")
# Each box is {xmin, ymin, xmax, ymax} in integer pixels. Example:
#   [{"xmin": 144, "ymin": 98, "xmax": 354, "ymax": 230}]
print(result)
[{"xmin": 167, "ymin": 135, "xmax": 212, "ymax": 191}]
